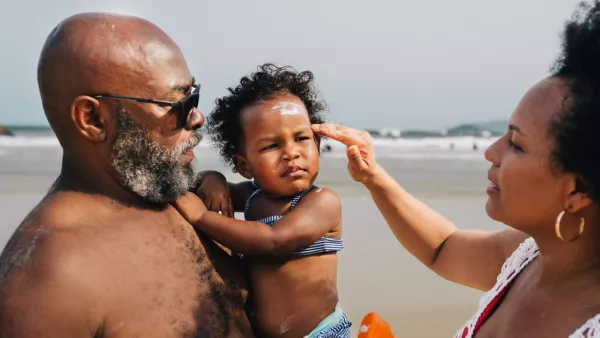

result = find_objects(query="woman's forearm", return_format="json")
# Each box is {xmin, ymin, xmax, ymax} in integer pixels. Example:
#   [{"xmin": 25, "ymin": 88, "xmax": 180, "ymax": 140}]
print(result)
[{"xmin": 364, "ymin": 169, "xmax": 457, "ymax": 267}]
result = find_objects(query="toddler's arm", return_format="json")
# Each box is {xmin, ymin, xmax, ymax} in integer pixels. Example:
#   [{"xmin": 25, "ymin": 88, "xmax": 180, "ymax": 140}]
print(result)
[{"xmin": 172, "ymin": 188, "xmax": 341, "ymax": 256}]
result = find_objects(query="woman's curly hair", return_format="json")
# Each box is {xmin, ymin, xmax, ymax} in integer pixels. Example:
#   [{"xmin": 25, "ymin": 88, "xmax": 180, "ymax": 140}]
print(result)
[
  {"xmin": 206, "ymin": 63, "xmax": 327, "ymax": 170},
  {"xmin": 550, "ymin": 1, "xmax": 600, "ymax": 201}
]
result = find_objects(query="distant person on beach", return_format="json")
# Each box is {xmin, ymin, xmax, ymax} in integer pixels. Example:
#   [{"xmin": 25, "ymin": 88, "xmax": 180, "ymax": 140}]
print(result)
[
  {"xmin": 173, "ymin": 64, "xmax": 351, "ymax": 338},
  {"xmin": 312, "ymin": 1, "xmax": 600, "ymax": 337},
  {"xmin": 0, "ymin": 13, "xmax": 253, "ymax": 337}
]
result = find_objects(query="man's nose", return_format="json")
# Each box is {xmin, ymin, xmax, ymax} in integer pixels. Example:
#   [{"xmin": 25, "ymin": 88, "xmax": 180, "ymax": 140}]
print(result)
[{"xmin": 186, "ymin": 107, "xmax": 204, "ymax": 130}]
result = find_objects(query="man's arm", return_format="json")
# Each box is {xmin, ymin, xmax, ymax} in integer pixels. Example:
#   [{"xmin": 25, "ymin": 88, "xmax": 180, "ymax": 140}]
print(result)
[
  {"xmin": 173, "ymin": 188, "xmax": 341, "ymax": 256},
  {"xmin": 0, "ymin": 232, "xmax": 102, "ymax": 337}
]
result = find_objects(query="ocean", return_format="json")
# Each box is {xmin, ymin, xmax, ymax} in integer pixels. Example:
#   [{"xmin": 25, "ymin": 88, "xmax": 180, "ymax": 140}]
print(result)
[{"xmin": 0, "ymin": 129, "xmax": 504, "ymax": 337}]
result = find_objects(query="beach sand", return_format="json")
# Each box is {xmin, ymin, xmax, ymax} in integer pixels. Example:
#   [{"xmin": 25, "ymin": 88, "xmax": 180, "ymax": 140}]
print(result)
[{"xmin": 0, "ymin": 144, "xmax": 503, "ymax": 337}]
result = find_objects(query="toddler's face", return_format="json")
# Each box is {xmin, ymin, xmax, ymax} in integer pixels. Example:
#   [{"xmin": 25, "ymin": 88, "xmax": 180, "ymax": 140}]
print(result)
[{"xmin": 234, "ymin": 94, "xmax": 320, "ymax": 196}]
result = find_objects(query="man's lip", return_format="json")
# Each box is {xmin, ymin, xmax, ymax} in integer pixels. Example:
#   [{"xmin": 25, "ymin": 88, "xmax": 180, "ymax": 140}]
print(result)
[{"xmin": 180, "ymin": 148, "xmax": 195, "ymax": 159}]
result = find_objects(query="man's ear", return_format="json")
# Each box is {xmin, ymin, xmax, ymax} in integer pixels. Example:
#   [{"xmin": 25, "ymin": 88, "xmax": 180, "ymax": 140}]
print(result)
[
  {"xmin": 232, "ymin": 154, "xmax": 253, "ymax": 179},
  {"xmin": 70, "ymin": 95, "xmax": 108, "ymax": 142}
]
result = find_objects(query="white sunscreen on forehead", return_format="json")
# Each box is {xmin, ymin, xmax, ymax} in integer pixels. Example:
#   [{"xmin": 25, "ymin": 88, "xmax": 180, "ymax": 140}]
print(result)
[{"xmin": 270, "ymin": 102, "xmax": 305, "ymax": 115}]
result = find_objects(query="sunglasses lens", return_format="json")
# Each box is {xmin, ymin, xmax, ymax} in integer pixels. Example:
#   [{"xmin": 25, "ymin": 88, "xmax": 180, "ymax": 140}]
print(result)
[{"xmin": 178, "ymin": 86, "xmax": 200, "ymax": 128}]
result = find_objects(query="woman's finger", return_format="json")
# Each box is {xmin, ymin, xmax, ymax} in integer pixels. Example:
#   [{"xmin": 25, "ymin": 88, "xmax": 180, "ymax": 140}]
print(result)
[
  {"xmin": 311, "ymin": 123, "xmax": 365, "ymax": 146},
  {"xmin": 347, "ymin": 145, "xmax": 369, "ymax": 172}
]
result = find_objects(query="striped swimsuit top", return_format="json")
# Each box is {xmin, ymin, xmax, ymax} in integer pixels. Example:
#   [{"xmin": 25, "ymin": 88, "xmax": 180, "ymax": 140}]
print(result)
[{"xmin": 244, "ymin": 180, "xmax": 344, "ymax": 257}]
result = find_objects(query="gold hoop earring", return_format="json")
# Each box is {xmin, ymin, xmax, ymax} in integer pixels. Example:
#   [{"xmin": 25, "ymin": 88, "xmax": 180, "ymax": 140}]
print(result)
[{"xmin": 555, "ymin": 210, "xmax": 585, "ymax": 242}]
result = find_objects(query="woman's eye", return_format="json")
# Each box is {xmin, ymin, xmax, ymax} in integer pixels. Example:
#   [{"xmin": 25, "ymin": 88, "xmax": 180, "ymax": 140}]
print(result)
[{"xmin": 508, "ymin": 138, "xmax": 522, "ymax": 152}]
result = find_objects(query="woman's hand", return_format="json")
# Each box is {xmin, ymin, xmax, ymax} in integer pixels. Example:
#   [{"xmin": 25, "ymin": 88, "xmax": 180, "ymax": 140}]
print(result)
[
  {"xmin": 313, "ymin": 124, "xmax": 525, "ymax": 292},
  {"xmin": 311, "ymin": 123, "xmax": 383, "ymax": 184},
  {"xmin": 197, "ymin": 171, "xmax": 234, "ymax": 218}
]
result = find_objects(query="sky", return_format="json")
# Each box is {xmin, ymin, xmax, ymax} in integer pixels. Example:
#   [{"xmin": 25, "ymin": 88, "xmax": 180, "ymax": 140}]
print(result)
[{"xmin": 0, "ymin": 0, "xmax": 582, "ymax": 130}]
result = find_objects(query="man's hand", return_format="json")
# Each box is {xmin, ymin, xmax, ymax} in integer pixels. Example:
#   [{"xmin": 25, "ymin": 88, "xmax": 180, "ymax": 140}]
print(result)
[
  {"xmin": 172, "ymin": 192, "xmax": 209, "ymax": 225},
  {"xmin": 196, "ymin": 171, "xmax": 234, "ymax": 218},
  {"xmin": 311, "ymin": 123, "xmax": 383, "ymax": 184}
]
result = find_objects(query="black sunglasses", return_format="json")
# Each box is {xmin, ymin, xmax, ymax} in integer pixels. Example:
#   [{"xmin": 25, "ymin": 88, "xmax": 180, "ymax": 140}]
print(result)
[{"xmin": 94, "ymin": 83, "xmax": 201, "ymax": 129}]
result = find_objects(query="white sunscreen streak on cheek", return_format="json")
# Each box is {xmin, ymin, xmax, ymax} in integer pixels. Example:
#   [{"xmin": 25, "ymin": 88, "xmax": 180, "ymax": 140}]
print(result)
[
  {"xmin": 271, "ymin": 102, "xmax": 304, "ymax": 115},
  {"xmin": 279, "ymin": 313, "xmax": 297, "ymax": 334}
]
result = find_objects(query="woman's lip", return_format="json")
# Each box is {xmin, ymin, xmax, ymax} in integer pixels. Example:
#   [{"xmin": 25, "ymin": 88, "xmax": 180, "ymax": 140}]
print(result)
[{"xmin": 486, "ymin": 181, "xmax": 500, "ymax": 194}]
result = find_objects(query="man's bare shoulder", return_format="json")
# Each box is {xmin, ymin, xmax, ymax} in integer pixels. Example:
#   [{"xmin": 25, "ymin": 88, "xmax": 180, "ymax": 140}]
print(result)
[
  {"xmin": 1, "ymin": 222, "xmax": 104, "ymax": 293},
  {"xmin": 0, "ymin": 220, "xmax": 105, "ymax": 337},
  {"xmin": 0, "ymin": 192, "xmax": 126, "ymax": 294}
]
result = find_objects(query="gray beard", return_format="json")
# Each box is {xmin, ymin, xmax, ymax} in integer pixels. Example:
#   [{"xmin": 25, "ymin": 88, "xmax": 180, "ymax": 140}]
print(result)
[{"xmin": 110, "ymin": 112, "xmax": 201, "ymax": 204}]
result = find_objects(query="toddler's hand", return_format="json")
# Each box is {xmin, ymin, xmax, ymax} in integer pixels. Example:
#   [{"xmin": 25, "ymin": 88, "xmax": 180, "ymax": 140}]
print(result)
[
  {"xmin": 172, "ymin": 192, "xmax": 208, "ymax": 225},
  {"xmin": 197, "ymin": 171, "xmax": 234, "ymax": 218}
]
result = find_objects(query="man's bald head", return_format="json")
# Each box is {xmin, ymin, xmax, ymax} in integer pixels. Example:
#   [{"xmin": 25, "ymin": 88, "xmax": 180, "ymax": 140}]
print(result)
[
  {"xmin": 36, "ymin": 13, "xmax": 201, "ymax": 204},
  {"xmin": 37, "ymin": 12, "xmax": 189, "ymax": 147}
]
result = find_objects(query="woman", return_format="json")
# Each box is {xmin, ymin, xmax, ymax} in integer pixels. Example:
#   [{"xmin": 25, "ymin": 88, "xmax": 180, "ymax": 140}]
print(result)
[{"xmin": 311, "ymin": 2, "xmax": 600, "ymax": 337}]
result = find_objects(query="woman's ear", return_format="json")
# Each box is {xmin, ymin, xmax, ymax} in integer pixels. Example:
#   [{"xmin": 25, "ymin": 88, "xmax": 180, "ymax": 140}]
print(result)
[
  {"xmin": 567, "ymin": 191, "xmax": 593, "ymax": 213},
  {"xmin": 566, "ymin": 177, "xmax": 593, "ymax": 213}
]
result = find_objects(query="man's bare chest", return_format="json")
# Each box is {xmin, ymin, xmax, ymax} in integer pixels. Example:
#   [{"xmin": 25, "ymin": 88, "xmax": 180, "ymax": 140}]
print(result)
[{"xmin": 97, "ymin": 223, "xmax": 252, "ymax": 337}]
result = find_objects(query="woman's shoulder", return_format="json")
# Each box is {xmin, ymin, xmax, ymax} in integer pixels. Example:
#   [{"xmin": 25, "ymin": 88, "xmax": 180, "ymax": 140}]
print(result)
[
  {"xmin": 566, "ymin": 251, "xmax": 600, "ymax": 336},
  {"xmin": 497, "ymin": 237, "xmax": 538, "ymax": 279},
  {"xmin": 498, "ymin": 239, "xmax": 600, "ymax": 337},
  {"xmin": 457, "ymin": 237, "xmax": 600, "ymax": 337},
  {"xmin": 570, "ymin": 313, "xmax": 600, "ymax": 337},
  {"xmin": 478, "ymin": 237, "xmax": 539, "ymax": 306},
  {"xmin": 455, "ymin": 237, "xmax": 540, "ymax": 338}
]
